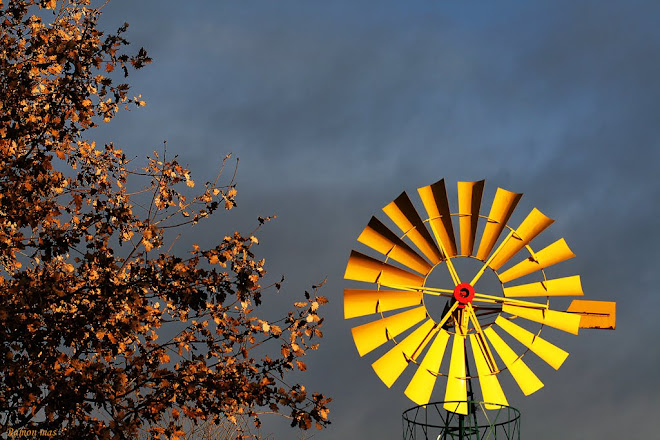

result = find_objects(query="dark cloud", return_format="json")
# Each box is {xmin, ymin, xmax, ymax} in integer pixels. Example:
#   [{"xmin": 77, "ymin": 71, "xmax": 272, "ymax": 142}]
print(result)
[{"xmin": 93, "ymin": 1, "xmax": 659, "ymax": 438}]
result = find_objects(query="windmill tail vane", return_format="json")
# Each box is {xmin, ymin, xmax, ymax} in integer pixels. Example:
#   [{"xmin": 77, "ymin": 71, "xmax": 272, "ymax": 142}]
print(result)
[{"xmin": 343, "ymin": 178, "xmax": 616, "ymax": 416}]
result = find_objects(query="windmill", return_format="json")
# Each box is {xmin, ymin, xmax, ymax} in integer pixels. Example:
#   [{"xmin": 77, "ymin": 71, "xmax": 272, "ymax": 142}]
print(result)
[{"xmin": 343, "ymin": 179, "xmax": 615, "ymax": 439}]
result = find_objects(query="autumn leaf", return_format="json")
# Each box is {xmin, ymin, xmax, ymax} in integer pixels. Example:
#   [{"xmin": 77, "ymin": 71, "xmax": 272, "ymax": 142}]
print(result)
[{"xmin": 142, "ymin": 239, "xmax": 154, "ymax": 252}]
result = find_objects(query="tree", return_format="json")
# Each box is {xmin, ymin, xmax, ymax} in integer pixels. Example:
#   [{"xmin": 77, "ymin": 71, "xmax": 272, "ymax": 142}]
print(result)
[{"xmin": 0, "ymin": 1, "xmax": 331, "ymax": 438}]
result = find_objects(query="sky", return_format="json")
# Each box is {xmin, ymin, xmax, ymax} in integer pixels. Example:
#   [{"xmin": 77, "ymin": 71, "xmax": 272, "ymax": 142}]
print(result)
[{"xmin": 92, "ymin": 1, "xmax": 660, "ymax": 439}]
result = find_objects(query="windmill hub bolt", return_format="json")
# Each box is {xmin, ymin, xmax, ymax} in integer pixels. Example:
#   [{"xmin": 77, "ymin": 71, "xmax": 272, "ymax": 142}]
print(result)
[{"xmin": 453, "ymin": 282, "xmax": 475, "ymax": 308}]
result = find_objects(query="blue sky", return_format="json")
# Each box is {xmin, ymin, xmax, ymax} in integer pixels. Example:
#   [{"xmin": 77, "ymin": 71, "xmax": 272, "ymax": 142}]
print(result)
[{"xmin": 95, "ymin": 1, "xmax": 659, "ymax": 438}]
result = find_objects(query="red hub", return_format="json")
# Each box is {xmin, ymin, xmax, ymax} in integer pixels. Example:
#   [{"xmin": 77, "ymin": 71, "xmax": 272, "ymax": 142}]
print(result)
[{"xmin": 453, "ymin": 282, "xmax": 475, "ymax": 308}]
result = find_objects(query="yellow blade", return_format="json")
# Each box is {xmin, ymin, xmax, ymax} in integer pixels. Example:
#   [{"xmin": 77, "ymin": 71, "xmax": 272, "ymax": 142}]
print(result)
[
  {"xmin": 383, "ymin": 192, "xmax": 442, "ymax": 264},
  {"xmin": 372, "ymin": 320, "xmax": 437, "ymax": 387},
  {"xmin": 489, "ymin": 208, "xmax": 555, "ymax": 271},
  {"xmin": 465, "ymin": 304, "xmax": 496, "ymax": 373},
  {"xmin": 484, "ymin": 327, "xmax": 544, "ymax": 396},
  {"xmin": 444, "ymin": 333, "xmax": 468, "ymax": 414},
  {"xmin": 457, "ymin": 180, "xmax": 484, "ymax": 257},
  {"xmin": 498, "ymin": 238, "xmax": 576, "ymax": 283},
  {"xmin": 476, "ymin": 188, "xmax": 522, "ymax": 261},
  {"xmin": 495, "ymin": 316, "xmax": 568, "ymax": 369},
  {"xmin": 503, "ymin": 275, "xmax": 584, "ymax": 298},
  {"xmin": 358, "ymin": 216, "xmax": 433, "ymax": 275},
  {"xmin": 502, "ymin": 304, "xmax": 581, "ymax": 335},
  {"xmin": 344, "ymin": 288, "xmax": 423, "ymax": 319},
  {"xmin": 566, "ymin": 300, "xmax": 616, "ymax": 330},
  {"xmin": 351, "ymin": 306, "xmax": 427, "ymax": 356},
  {"xmin": 469, "ymin": 334, "xmax": 508, "ymax": 409},
  {"xmin": 417, "ymin": 179, "xmax": 457, "ymax": 257},
  {"xmin": 404, "ymin": 329, "xmax": 450, "ymax": 405},
  {"xmin": 344, "ymin": 250, "xmax": 425, "ymax": 287}
]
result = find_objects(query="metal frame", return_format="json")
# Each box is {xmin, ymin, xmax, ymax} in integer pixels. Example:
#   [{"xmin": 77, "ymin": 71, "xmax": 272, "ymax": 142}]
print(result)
[{"xmin": 402, "ymin": 401, "xmax": 520, "ymax": 440}]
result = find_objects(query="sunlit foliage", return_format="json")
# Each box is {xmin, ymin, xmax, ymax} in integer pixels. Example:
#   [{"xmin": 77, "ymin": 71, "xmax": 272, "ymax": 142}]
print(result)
[{"xmin": 0, "ymin": 1, "xmax": 330, "ymax": 438}]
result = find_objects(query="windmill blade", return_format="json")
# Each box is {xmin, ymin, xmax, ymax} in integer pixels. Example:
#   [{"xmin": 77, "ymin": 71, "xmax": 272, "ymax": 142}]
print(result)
[
  {"xmin": 372, "ymin": 319, "xmax": 437, "ymax": 387},
  {"xmin": 383, "ymin": 192, "xmax": 443, "ymax": 264},
  {"xmin": 484, "ymin": 327, "xmax": 544, "ymax": 396},
  {"xmin": 488, "ymin": 208, "xmax": 555, "ymax": 271},
  {"xmin": 404, "ymin": 329, "xmax": 450, "ymax": 405},
  {"xmin": 344, "ymin": 250, "xmax": 425, "ymax": 287},
  {"xmin": 498, "ymin": 238, "xmax": 576, "ymax": 283},
  {"xmin": 417, "ymin": 179, "xmax": 457, "ymax": 257},
  {"xmin": 495, "ymin": 316, "xmax": 568, "ymax": 369},
  {"xmin": 465, "ymin": 304, "xmax": 497, "ymax": 373},
  {"xmin": 469, "ymin": 334, "xmax": 508, "ymax": 409},
  {"xmin": 444, "ymin": 333, "xmax": 469, "ymax": 415},
  {"xmin": 351, "ymin": 306, "xmax": 427, "ymax": 356},
  {"xmin": 344, "ymin": 289, "xmax": 423, "ymax": 319},
  {"xmin": 566, "ymin": 300, "xmax": 616, "ymax": 330},
  {"xmin": 457, "ymin": 180, "xmax": 485, "ymax": 256},
  {"xmin": 358, "ymin": 217, "xmax": 433, "ymax": 275},
  {"xmin": 502, "ymin": 304, "xmax": 580, "ymax": 335},
  {"xmin": 476, "ymin": 188, "xmax": 523, "ymax": 261},
  {"xmin": 503, "ymin": 275, "xmax": 584, "ymax": 298}
]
